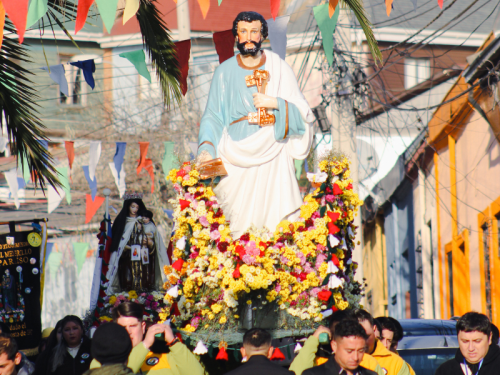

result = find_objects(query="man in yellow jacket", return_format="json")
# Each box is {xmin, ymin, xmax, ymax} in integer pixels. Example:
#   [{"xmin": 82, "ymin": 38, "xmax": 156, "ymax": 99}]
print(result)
[{"xmin": 90, "ymin": 301, "xmax": 204, "ymax": 375}]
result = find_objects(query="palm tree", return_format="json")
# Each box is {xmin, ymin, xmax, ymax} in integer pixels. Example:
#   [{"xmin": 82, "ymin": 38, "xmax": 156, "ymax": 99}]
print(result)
[{"xmin": 0, "ymin": 0, "xmax": 378, "ymax": 190}]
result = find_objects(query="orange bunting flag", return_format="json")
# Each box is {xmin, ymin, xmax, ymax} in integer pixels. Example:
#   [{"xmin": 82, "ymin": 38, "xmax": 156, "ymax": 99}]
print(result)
[
  {"xmin": 438, "ymin": 0, "xmax": 443, "ymax": 8},
  {"xmin": 75, "ymin": 0, "xmax": 95, "ymax": 35},
  {"xmin": 329, "ymin": 0, "xmax": 338, "ymax": 18},
  {"xmin": 270, "ymin": 0, "xmax": 280, "ymax": 20},
  {"xmin": 65, "ymin": 141, "xmax": 75, "ymax": 171},
  {"xmin": 85, "ymin": 194, "xmax": 105, "ymax": 224},
  {"xmin": 197, "ymin": 0, "xmax": 209, "ymax": 19},
  {"xmin": 2, "ymin": 0, "xmax": 29, "ymax": 44},
  {"xmin": 385, "ymin": 0, "xmax": 393, "ymax": 16},
  {"xmin": 136, "ymin": 142, "xmax": 155, "ymax": 193},
  {"xmin": 0, "ymin": 2, "xmax": 5, "ymax": 50}
]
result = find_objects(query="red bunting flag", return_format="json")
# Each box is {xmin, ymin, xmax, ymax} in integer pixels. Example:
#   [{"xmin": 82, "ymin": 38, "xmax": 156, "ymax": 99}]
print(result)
[
  {"xmin": 136, "ymin": 142, "xmax": 155, "ymax": 193},
  {"xmin": 2, "ymin": 0, "xmax": 29, "ymax": 44},
  {"xmin": 172, "ymin": 259, "xmax": 184, "ymax": 271},
  {"xmin": 329, "ymin": 0, "xmax": 338, "ymax": 18},
  {"xmin": 332, "ymin": 183, "xmax": 343, "ymax": 195},
  {"xmin": 65, "ymin": 141, "xmax": 75, "ymax": 170},
  {"xmin": 197, "ymin": 0, "xmax": 209, "ymax": 19},
  {"xmin": 270, "ymin": 347, "xmax": 286, "ymax": 360},
  {"xmin": 215, "ymin": 346, "xmax": 228, "ymax": 361},
  {"xmin": 75, "ymin": 0, "xmax": 95, "ymax": 35},
  {"xmin": 438, "ymin": 0, "xmax": 443, "ymax": 8},
  {"xmin": 85, "ymin": 194, "xmax": 105, "ymax": 224},
  {"xmin": 327, "ymin": 211, "xmax": 340, "ymax": 223},
  {"xmin": 385, "ymin": 0, "xmax": 393, "ymax": 16},
  {"xmin": 213, "ymin": 30, "xmax": 235, "ymax": 64},
  {"xmin": 0, "ymin": 2, "xmax": 5, "ymax": 50},
  {"xmin": 174, "ymin": 40, "xmax": 191, "ymax": 96},
  {"xmin": 270, "ymin": 0, "xmax": 280, "ymax": 20}
]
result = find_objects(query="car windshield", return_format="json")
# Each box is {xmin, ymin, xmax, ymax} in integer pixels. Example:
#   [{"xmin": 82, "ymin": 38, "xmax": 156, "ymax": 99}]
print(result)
[{"xmin": 398, "ymin": 348, "xmax": 457, "ymax": 375}]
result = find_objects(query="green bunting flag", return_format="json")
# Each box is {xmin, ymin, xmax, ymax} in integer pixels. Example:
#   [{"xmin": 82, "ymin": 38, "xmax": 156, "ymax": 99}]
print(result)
[
  {"xmin": 162, "ymin": 141, "xmax": 176, "ymax": 176},
  {"xmin": 26, "ymin": 0, "xmax": 48, "ymax": 28},
  {"xmin": 95, "ymin": 0, "xmax": 119, "ymax": 34},
  {"xmin": 73, "ymin": 242, "xmax": 90, "ymax": 274},
  {"xmin": 18, "ymin": 154, "xmax": 30, "ymax": 184},
  {"xmin": 119, "ymin": 50, "xmax": 151, "ymax": 83},
  {"xmin": 313, "ymin": 4, "xmax": 340, "ymax": 66},
  {"xmin": 218, "ymin": 0, "xmax": 223, "ymax": 5},
  {"xmin": 48, "ymin": 252, "xmax": 63, "ymax": 279},
  {"xmin": 57, "ymin": 166, "xmax": 71, "ymax": 205},
  {"xmin": 294, "ymin": 159, "xmax": 304, "ymax": 180}
]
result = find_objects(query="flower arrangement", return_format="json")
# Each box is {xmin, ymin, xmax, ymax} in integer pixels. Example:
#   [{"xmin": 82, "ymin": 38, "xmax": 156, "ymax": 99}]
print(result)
[
  {"xmin": 162, "ymin": 152, "xmax": 363, "ymax": 333},
  {"xmin": 0, "ymin": 292, "xmax": 25, "ymax": 323}
]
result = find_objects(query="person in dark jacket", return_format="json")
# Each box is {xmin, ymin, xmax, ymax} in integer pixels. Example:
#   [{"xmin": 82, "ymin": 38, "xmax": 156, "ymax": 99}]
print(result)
[
  {"xmin": 224, "ymin": 328, "xmax": 293, "ymax": 375},
  {"xmin": 83, "ymin": 322, "xmax": 134, "ymax": 375},
  {"xmin": 303, "ymin": 319, "xmax": 378, "ymax": 375},
  {"xmin": 34, "ymin": 320, "xmax": 62, "ymax": 375},
  {"xmin": 47, "ymin": 316, "xmax": 92, "ymax": 375},
  {"xmin": 435, "ymin": 312, "xmax": 500, "ymax": 375}
]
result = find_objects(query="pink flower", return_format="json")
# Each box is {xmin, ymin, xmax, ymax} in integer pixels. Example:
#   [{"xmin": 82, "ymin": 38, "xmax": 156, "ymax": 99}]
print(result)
[
  {"xmin": 145, "ymin": 300, "xmax": 151, "ymax": 307},
  {"xmin": 316, "ymin": 244, "xmax": 326, "ymax": 252},
  {"xmin": 210, "ymin": 230, "xmax": 221, "ymax": 241},
  {"xmin": 147, "ymin": 295, "xmax": 154, "ymax": 301},
  {"xmin": 296, "ymin": 252, "xmax": 306, "ymax": 265},
  {"xmin": 275, "ymin": 285, "xmax": 281, "ymax": 292},
  {"xmin": 183, "ymin": 165, "xmax": 192, "ymax": 173},
  {"xmin": 183, "ymin": 174, "xmax": 190, "ymax": 181},
  {"xmin": 280, "ymin": 255, "xmax": 289, "ymax": 264},
  {"xmin": 173, "ymin": 184, "xmax": 182, "ymax": 193},
  {"xmin": 326, "ymin": 195, "xmax": 335, "ymax": 203},
  {"xmin": 245, "ymin": 241, "xmax": 259, "ymax": 257},
  {"xmin": 310, "ymin": 287, "xmax": 321, "ymax": 297},
  {"xmin": 191, "ymin": 317, "xmax": 201, "ymax": 328},
  {"xmin": 152, "ymin": 302, "xmax": 159, "ymax": 309},
  {"xmin": 189, "ymin": 251, "xmax": 199, "ymax": 259},
  {"xmin": 199, "ymin": 216, "xmax": 209, "ymax": 227},
  {"xmin": 304, "ymin": 263, "xmax": 314, "ymax": 274},
  {"xmin": 242, "ymin": 254, "xmax": 255, "ymax": 265},
  {"xmin": 315, "ymin": 254, "xmax": 326, "ymax": 270},
  {"xmin": 311, "ymin": 211, "xmax": 321, "ymax": 219}
]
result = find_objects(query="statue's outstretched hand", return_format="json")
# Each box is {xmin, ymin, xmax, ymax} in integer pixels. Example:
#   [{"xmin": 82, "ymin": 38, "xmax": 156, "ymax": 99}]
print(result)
[{"xmin": 253, "ymin": 92, "xmax": 278, "ymax": 109}]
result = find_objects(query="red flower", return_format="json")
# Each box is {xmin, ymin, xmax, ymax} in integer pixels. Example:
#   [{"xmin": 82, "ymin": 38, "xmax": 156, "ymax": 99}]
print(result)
[
  {"xmin": 298, "ymin": 273, "xmax": 308, "ymax": 281},
  {"xmin": 270, "ymin": 348, "xmax": 285, "ymax": 361},
  {"xmin": 346, "ymin": 183, "xmax": 353, "ymax": 190},
  {"xmin": 333, "ymin": 183, "xmax": 343, "ymax": 195},
  {"xmin": 233, "ymin": 263, "xmax": 240, "ymax": 278},
  {"xmin": 235, "ymin": 245, "xmax": 245, "ymax": 259},
  {"xmin": 240, "ymin": 234, "xmax": 250, "ymax": 242},
  {"xmin": 331, "ymin": 254, "xmax": 340, "ymax": 266},
  {"xmin": 176, "ymin": 169, "xmax": 187, "ymax": 177},
  {"xmin": 172, "ymin": 259, "xmax": 184, "ymax": 271},
  {"xmin": 318, "ymin": 290, "xmax": 332, "ymax": 302},
  {"xmin": 218, "ymin": 242, "xmax": 229, "ymax": 253},
  {"xmin": 259, "ymin": 241, "xmax": 268, "ymax": 249},
  {"xmin": 179, "ymin": 200, "xmax": 190, "ymax": 211},
  {"xmin": 214, "ymin": 210, "xmax": 223, "ymax": 218}
]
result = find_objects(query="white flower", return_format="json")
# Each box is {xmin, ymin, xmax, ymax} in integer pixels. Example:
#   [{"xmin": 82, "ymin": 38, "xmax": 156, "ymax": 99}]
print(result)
[
  {"xmin": 176, "ymin": 237, "xmax": 186, "ymax": 250},
  {"xmin": 193, "ymin": 341, "xmax": 208, "ymax": 355},
  {"xmin": 280, "ymin": 304, "xmax": 287, "ymax": 310},
  {"xmin": 328, "ymin": 234, "xmax": 339, "ymax": 248},
  {"xmin": 328, "ymin": 275, "xmax": 343, "ymax": 289},
  {"xmin": 327, "ymin": 261, "xmax": 339, "ymax": 274},
  {"xmin": 167, "ymin": 286, "xmax": 179, "ymax": 298},
  {"xmin": 294, "ymin": 343, "xmax": 302, "ymax": 353},
  {"xmin": 307, "ymin": 172, "xmax": 328, "ymax": 183}
]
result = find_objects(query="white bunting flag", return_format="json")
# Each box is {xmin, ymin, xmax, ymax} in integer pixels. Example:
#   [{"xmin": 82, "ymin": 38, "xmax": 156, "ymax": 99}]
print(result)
[
  {"xmin": 109, "ymin": 162, "xmax": 126, "ymax": 198},
  {"xmin": 4, "ymin": 168, "xmax": 19, "ymax": 209},
  {"xmin": 47, "ymin": 184, "xmax": 65, "ymax": 214},
  {"xmin": 89, "ymin": 141, "xmax": 102, "ymax": 182},
  {"xmin": 267, "ymin": 15, "xmax": 290, "ymax": 60}
]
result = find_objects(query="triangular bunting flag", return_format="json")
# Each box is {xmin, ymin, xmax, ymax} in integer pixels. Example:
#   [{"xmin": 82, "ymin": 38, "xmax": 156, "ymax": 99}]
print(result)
[
  {"xmin": 174, "ymin": 40, "xmax": 191, "ymax": 95},
  {"xmin": 41, "ymin": 64, "xmax": 69, "ymax": 97},
  {"xmin": 113, "ymin": 142, "xmax": 126, "ymax": 180},
  {"xmin": 438, "ymin": 0, "xmax": 443, "ymax": 8},
  {"xmin": 89, "ymin": 141, "xmax": 101, "ymax": 182},
  {"xmin": 267, "ymin": 15, "xmax": 289, "ymax": 60},
  {"xmin": 4, "ymin": 167, "xmax": 19, "ymax": 209},
  {"xmin": 70, "ymin": 60, "xmax": 96, "ymax": 89},
  {"xmin": 213, "ymin": 30, "xmax": 234, "ymax": 64},
  {"xmin": 197, "ymin": 0, "xmax": 209, "ymax": 19},
  {"xmin": 18, "ymin": 153, "xmax": 30, "ymax": 184},
  {"xmin": 109, "ymin": 162, "xmax": 126, "ymax": 198},
  {"xmin": 137, "ymin": 142, "xmax": 154, "ymax": 193},
  {"xmin": 270, "ymin": 0, "xmax": 280, "ymax": 20},
  {"xmin": 73, "ymin": 242, "xmax": 89, "ymax": 274},
  {"xmin": 123, "ymin": 0, "xmax": 140, "ymax": 25},
  {"xmin": 119, "ymin": 49, "xmax": 151, "ymax": 83},
  {"xmin": 47, "ymin": 252, "xmax": 62, "ymax": 278},
  {"xmin": 85, "ymin": 194, "xmax": 105, "ymax": 224},
  {"xmin": 218, "ymin": 0, "xmax": 223, "ymax": 4},
  {"xmin": 411, "ymin": 0, "xmax": 417, "ymax": 11},
  {"xmin": 57, "ymin": 166, "xmax": 71, "ymax": 205},
  {"xmin": 2, "ymin": 0, "xmax": 29, "ymax": 44},
  {"xmin": 313, "ymin": 4, "xmax": 340, "ymax": 66},
  {"xmin": 385, "ymin": 0, "xmax": 394, "ymax": 16},
  {"xmin": 26, "ymin": 0, "xmax": 48, "ymax": 28},
  {"xmin": 82, "ymin": 165, "xmax": 98, "ymax": 201},
  {"xmin": 0, "ymin": 2, "xmax": 5, "ymax": 51},
  {"xmin": 162, "ymin": 141, "xmax": 175, "ymax": 175},
  {"xmin": 95, "ymin": 0, "xmax": 119, "ymax": 33},
  {"xmin": 329, "ymin": 0, "xmax": 338, "ymax": 18},
  {"xmin": 75, "ymin": 0, "xmax": 95, "ymax": 35},
  {"xmin": 65, "ymin": 141, "xmax": 75, "ymax": 171},
  {"xmin": 294, "ymin": 159, "xmax": 304, "ymax": 180},
  {"xmin": 47, "ymin": 184, "xmax": 65, "ymax": 214}
]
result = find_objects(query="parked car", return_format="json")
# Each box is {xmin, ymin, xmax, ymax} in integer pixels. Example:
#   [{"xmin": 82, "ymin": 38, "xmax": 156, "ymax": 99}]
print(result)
[{"xmin": 397, "ymin": 319, "xmax": 458, "ymax": 375}]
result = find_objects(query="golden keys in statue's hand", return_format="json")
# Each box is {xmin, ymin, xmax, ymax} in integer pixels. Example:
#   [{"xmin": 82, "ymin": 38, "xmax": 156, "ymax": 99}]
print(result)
[{"xmin": 248, "ymin": 108, "xmax": 275, "ymax": 127}]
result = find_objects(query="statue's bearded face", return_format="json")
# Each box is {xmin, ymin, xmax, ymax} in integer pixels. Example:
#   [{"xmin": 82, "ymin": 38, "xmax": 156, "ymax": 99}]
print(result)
[{"xmin": 236, "ymin": 21, "xmax": 263, "ymax": 56}]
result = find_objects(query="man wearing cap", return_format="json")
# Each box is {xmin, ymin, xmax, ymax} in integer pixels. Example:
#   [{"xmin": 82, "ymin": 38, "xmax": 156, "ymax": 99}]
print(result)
[{"xmin": 84, "ymin": 323, "xmax": 133, "ymax": 375}]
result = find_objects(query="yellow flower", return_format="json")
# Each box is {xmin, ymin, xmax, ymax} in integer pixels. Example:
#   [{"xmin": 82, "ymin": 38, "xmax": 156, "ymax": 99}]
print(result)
[
  {"xmin": 108, "ymin": 296, "xmax": 117, "ymax": 305},
  {"xmin": 128, "ymin": 291, "xmax": 138, "ymax": 300},
  {"xmin": 208, "ymin": 313, "xmax": 215, "ymax": 320},
  {"xmin": 181, "ymin": 324, "xmax": 196, "ymax": 332},
  {"xmin": 246, "ymin": 300, "xmax": 252, "ymax": 305},
  {"xmin": 219, "ymin": 316, "xmax": 227, "ymax": 324},
  {"xmin": 211, "ymin": 304, "xmax": 223, "ymax": 314}
]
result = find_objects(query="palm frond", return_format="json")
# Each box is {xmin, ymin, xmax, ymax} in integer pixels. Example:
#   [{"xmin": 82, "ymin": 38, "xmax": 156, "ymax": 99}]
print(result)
[
  {"xmin": 136, "ymin": 0, "xmax": 182, "ymax": 107},
  {"xmin": 341, "ymin": 0, "xmax": 382, "ymax": 63},
  {"xmin": 0, "ymin": 22, "xmax": 60, "ymax": 190}
]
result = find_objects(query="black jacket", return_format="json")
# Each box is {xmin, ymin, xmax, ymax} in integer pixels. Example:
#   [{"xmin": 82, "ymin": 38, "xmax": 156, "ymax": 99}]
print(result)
[
  {"xmin": 435, "ymin": 344, "xmax": 500, "ymax": 375},
  {"xmin": 49, "ymin": 337, "xmax": 93, "ymax": 375},
  {"xmin": 224, "ymin": 355, "xmax": 294, "ymax": 375},
  {"xmin": 303, "ymin": 357, "xmax": 378, "ymax": 375}
]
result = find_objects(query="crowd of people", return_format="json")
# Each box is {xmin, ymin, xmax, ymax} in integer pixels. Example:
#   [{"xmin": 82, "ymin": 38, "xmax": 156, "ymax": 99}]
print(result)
[{"xmin": 0, "ymin": 303, "xmax": 498, "ymax": 375}]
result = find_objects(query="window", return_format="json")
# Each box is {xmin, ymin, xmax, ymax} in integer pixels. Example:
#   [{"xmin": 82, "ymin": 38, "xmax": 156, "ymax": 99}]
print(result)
[
  {"xmin": 447, "ymin": 251, "xmax": 454, "ymax": 317},
  {"xmin": 59, "ymin": 54, "xmax": 99, "ymax": 106},
  {"xmin": 482, "ymin": 224, "xmax": 492, "ymax": 319},
  {"xmin": 405, "ymin": 58, "xmax": 431, "ymax": 88}
]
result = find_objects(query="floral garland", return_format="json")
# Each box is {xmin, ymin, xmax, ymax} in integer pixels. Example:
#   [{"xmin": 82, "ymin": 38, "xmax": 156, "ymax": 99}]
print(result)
[
  {"xmin": 0, "ymin": 292, "xmax": 26, "ymax": 323},
  {"xmin": 161, "ymin": 151, "xmax": 363, "ymax": 333}
]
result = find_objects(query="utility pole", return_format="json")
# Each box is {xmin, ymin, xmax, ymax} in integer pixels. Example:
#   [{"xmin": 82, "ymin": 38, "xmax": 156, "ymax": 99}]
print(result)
[
  {"xmin": 331, "ymin": 10, "xmax": 364, "ymax": 285},
  {"xmin": 176, "ymin": 0, "xmax": 191, "ymax": 41}
]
